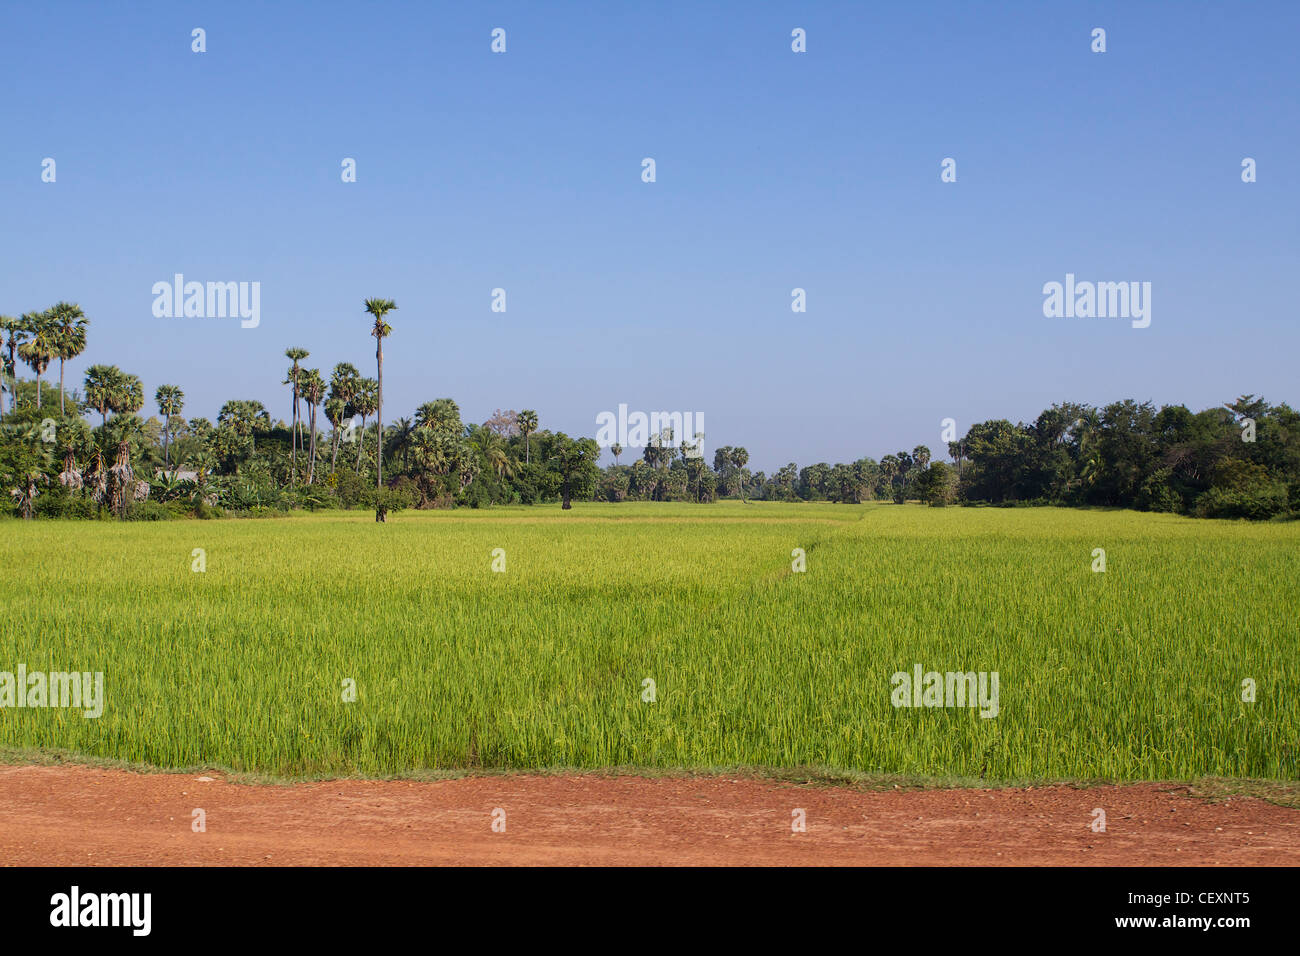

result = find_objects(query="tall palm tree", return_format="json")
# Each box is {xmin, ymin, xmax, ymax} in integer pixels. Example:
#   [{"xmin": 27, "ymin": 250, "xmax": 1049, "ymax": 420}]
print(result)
[
  {"xmin": 114, "ymin": 372, "xmax": 145, "ymax": 419},
  {"xmin": 363, "ymin": 298, "xmax": 397, "ymax": 488},
  {"xmin": 730, "ymin": 446, "xmax": 749, "ymax": 501},
  {"xmin": 0, "ymin": 315, "xmax": 23, "ymax": 416},
  {"xmin": 16, "ymin": 310, "xmax": 55, "ymax": 410},
  {"xmin": 300, "ymin": 368, "xmax": 326, "ymax": 483},
  {"xmin": 284, "ymin": 347, "xmax": 309, "ymax": 482},
  {"xmin": 517, "ymin": 409, "xmax": 538, "ymax": 464},
  {"xmin": 48, "ymin": 302, "xmax": 88, "ymax": 417},
  {"xmin": 155, "ymin": 384, "xmax": 185, "ymax": 467},
  {"xmin": 83, "ymin": 364, "xmax": 122, "ymax": 430},
  {"xmin": 352, "ymin": 378, "xmax": 378, "ymax": 473}
]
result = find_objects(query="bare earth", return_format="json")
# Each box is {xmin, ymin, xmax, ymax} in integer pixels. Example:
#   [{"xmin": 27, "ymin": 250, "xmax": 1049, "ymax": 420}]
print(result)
[{"xmin": 2, "ymin": 765, "xmax": 1297, "ymax": 866}]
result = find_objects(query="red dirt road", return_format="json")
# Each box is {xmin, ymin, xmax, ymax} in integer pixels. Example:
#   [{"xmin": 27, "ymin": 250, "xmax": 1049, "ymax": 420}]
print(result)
[{"xmin": 2, "ymin": 765, "xmax": 1297, "ymax": 865}]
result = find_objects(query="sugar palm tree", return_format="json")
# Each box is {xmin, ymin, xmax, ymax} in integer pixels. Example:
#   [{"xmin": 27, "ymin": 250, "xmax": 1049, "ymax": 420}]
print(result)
[
  {"xmin": 284, "ymin": 347, "xmax": 309, "ymax": 481},
  {"xmin": 299, "ymin": 368, "xmax": 326, "ymax": 483},
  {"xmin": 155, "ymin": 384, "xmax": 185, "ymax": 467},
  {"xmin": 217, "ymin": 399, "xmax": 271, "ymax": 454},
  {"xmin": 328, "ymin": 362, "xmax": 360, "ymax": 469},
  {"xmin": 352, "ymin": 378, "xmax": 378, "ymax": 473},
  {"xmin": 83, "ymin": 364, "xmax": 122, "ymax": 429},
  {"xmin": 517, "ymin": 409, "xmax": 538, "ymax": 464},
  {"xmin": 0, "ymin": 315, "xmax": 24, "ymax": 416},
  {"xmin": 114, "ymin": 372, "xmax": 145, "ymax": 419},
  {"xmin": 108, "ymin": 437, "xmax": 135, "ymax": 519},
  {"xmin": 729, "ymin": 446, "xmax": 749, "ymax": 501},
  {"xmin": 17, "ymin": 310, "xmax": 55, "ymax": 410},
  {"xmin": 323, "ymin": 396, "xmax": 347, "ymax": 472},
  {"xmin": 84, "ymin": 446, "xmax": 108, "ymax": 506},
  {"xmin": 390, "ymin": 416, "xmax": 415, "ymax": 470},
  {"xmin": 48, "ymin": 302, "xmax": 88, "ymax": 417},
  {"xmin": 363, "ymin": 298, "xmax": 397, "ymax": 488},
  {"xmin": 58, "ymin": 445, "xmax": 83, "ymax": 491},
  {"xmin": 472, "ymin": 426, "xmax": 514, "ymax": 480}
]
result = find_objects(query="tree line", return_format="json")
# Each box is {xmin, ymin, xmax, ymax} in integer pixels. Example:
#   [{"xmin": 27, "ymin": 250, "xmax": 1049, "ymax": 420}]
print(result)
[{"xmin": 1, "ymin": 303, "xmax": 1295, "ymax": 521}]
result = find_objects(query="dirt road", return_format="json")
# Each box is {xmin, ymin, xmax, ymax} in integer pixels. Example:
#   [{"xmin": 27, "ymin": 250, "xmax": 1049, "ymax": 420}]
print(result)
[{"xmin": 2, "ymin": 765, "xmax": 1297, "ymax": 865}]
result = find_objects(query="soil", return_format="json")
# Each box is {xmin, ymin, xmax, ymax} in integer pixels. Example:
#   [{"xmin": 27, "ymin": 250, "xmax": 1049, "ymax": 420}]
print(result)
[{"xmin": 2, "ymin": 765, "xmax": 1297, "ymax": 866}]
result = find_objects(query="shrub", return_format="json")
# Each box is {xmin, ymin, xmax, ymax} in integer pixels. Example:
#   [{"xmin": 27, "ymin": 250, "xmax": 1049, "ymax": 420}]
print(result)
[
  {"xmin": 1194, "ymin": 482, "xmax": 1290, "ymax": 520},
  {"xmin": 333, "ymin": 470, "xmax": 366, "ymax": 509},
  {"xmin": 34, "ymin": 486, "xmax": 97, "ymax": 519},
  {"xmin": 127, "ymin": 500, "xmax": 174, "ymax": 521}
]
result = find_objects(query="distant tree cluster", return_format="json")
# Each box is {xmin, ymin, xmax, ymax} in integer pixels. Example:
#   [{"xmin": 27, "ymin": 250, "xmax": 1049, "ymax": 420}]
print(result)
[
  {"xmin": 594, "ymin": 397, "xmax": 1299, "ymax": 521},
  {"xmin": 0, "ymin": 300, "xmax": 1293, "ymax": 521}
]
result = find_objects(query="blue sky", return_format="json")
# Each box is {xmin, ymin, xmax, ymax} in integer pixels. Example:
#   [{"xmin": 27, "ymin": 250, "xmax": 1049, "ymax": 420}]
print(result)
[{"xmin": 2, "ymin": 1, "xmax": 1296, "ymax": 470}]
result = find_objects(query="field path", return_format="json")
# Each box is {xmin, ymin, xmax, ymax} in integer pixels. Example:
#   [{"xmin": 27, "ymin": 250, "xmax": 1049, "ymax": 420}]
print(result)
[{"xmin": 2, "ymin": 765, "xmax": 1298, "ymax": 865}]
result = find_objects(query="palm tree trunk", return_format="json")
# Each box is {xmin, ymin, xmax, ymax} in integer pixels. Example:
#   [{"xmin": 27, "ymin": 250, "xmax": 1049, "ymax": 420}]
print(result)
[
  {"xmin": 308, "ymin": 405, "xmax": 318, "ymax": 484},
  {"xmin": 59, "ymin": 360, "xmax": 65, "ymax": 416},
  {"xmin": 376, "ymin": 341, "xmax": 384, "ymax": 489},
  {"xmin": 290, "ymin": 392, "xmax": 297, "ymax": 482},
  {"xmin": 6, "ymin": 345, "xmax": 15, "ymax": 412},
  {"xmin": 35, "ymin": 373, "xmax": 41, "ymax": 410}
]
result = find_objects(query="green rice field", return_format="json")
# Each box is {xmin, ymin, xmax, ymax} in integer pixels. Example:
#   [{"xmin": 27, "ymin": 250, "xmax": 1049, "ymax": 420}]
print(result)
[{"xmin": 1, "ymin": 502, "xmax": 1297, "ymax": 782}]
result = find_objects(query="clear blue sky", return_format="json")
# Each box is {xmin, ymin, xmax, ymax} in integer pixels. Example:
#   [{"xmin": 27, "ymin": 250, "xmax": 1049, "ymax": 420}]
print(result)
[{"xmin": 2, "ymin": 1, "xmax": 1296, "ymax": 470}]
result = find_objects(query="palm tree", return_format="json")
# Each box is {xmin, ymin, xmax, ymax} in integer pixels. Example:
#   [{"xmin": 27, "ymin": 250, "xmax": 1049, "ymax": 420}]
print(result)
[
  {"xmin": 48, "ymin": 302, "xmax": 88, "ymax": 417},
  {"xmin": 299, "ymin": 368, "xmax": 326, "ymax": 483},
  {"xmin": 472, "ymin": 426, "xmax": 514, "ymax": 480},
  {"xmin": 415, "ymin": 398, "xmax": 460, "ymax": 433},
  {"xmin": 879, "ymin": 455, "xmax": 899, "ymax": 501},
  {"xmin": 363, "ymin": 298, "xmax": 397, "ymax": 488},
  {"xmin": 84, "ymin": 447, "xmax": 108, "ymax": 506},
  {"xmin": 730, "ymin": 447, "xmax": 749, "ymax": 501},
  {"xmin": 114, "ymin": 372, "xmax": 145, "ymax": 419},
  {"xmin": 217, "ymin": 399, "xmax": 271, "ymax": 454},
  {"xmin": 610, "ymin": 442, "xmax": 623, "ymax": 466},
  {"xmin": 284, "ymin": 347, "xmax": 309, "ymax": 481},
  {"xmin": 390, "ymin": 416, "xmax": 415, "ymax": 470},
  {"xmin": 16, "ymin": 310, "xmax": 55, "ymax": 410},
  {"xmin": 324, "ymin": 396, "xmax": 347, "ymax": 472},
  {"xmin": 0, "ymin": 315, "xmax": 24, "ymax": 416},
  {"xmin": 517, "ymin": 409, "xmax": 538, "ymax": 464},
  {"xmin": 328, "ymin": 362, "xmax": 360, "ymax": 469},
  {"xmin": 108, "ymin": 438, "xmax": 135, "ymax": 519},
  {"xmin": 58, "ymin": 445, "xmax": 83, "ymax": 491},
  {"xmin": 352, "ymin": 378, "xmax": 378, "ymax": 473},
  {"xmin": 83, "ymin": 364, "xmax": 122, "ymax": 429},
  {"xmin": 155, "ymin": 384, "xmax": 185, "ymax": 467}
]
